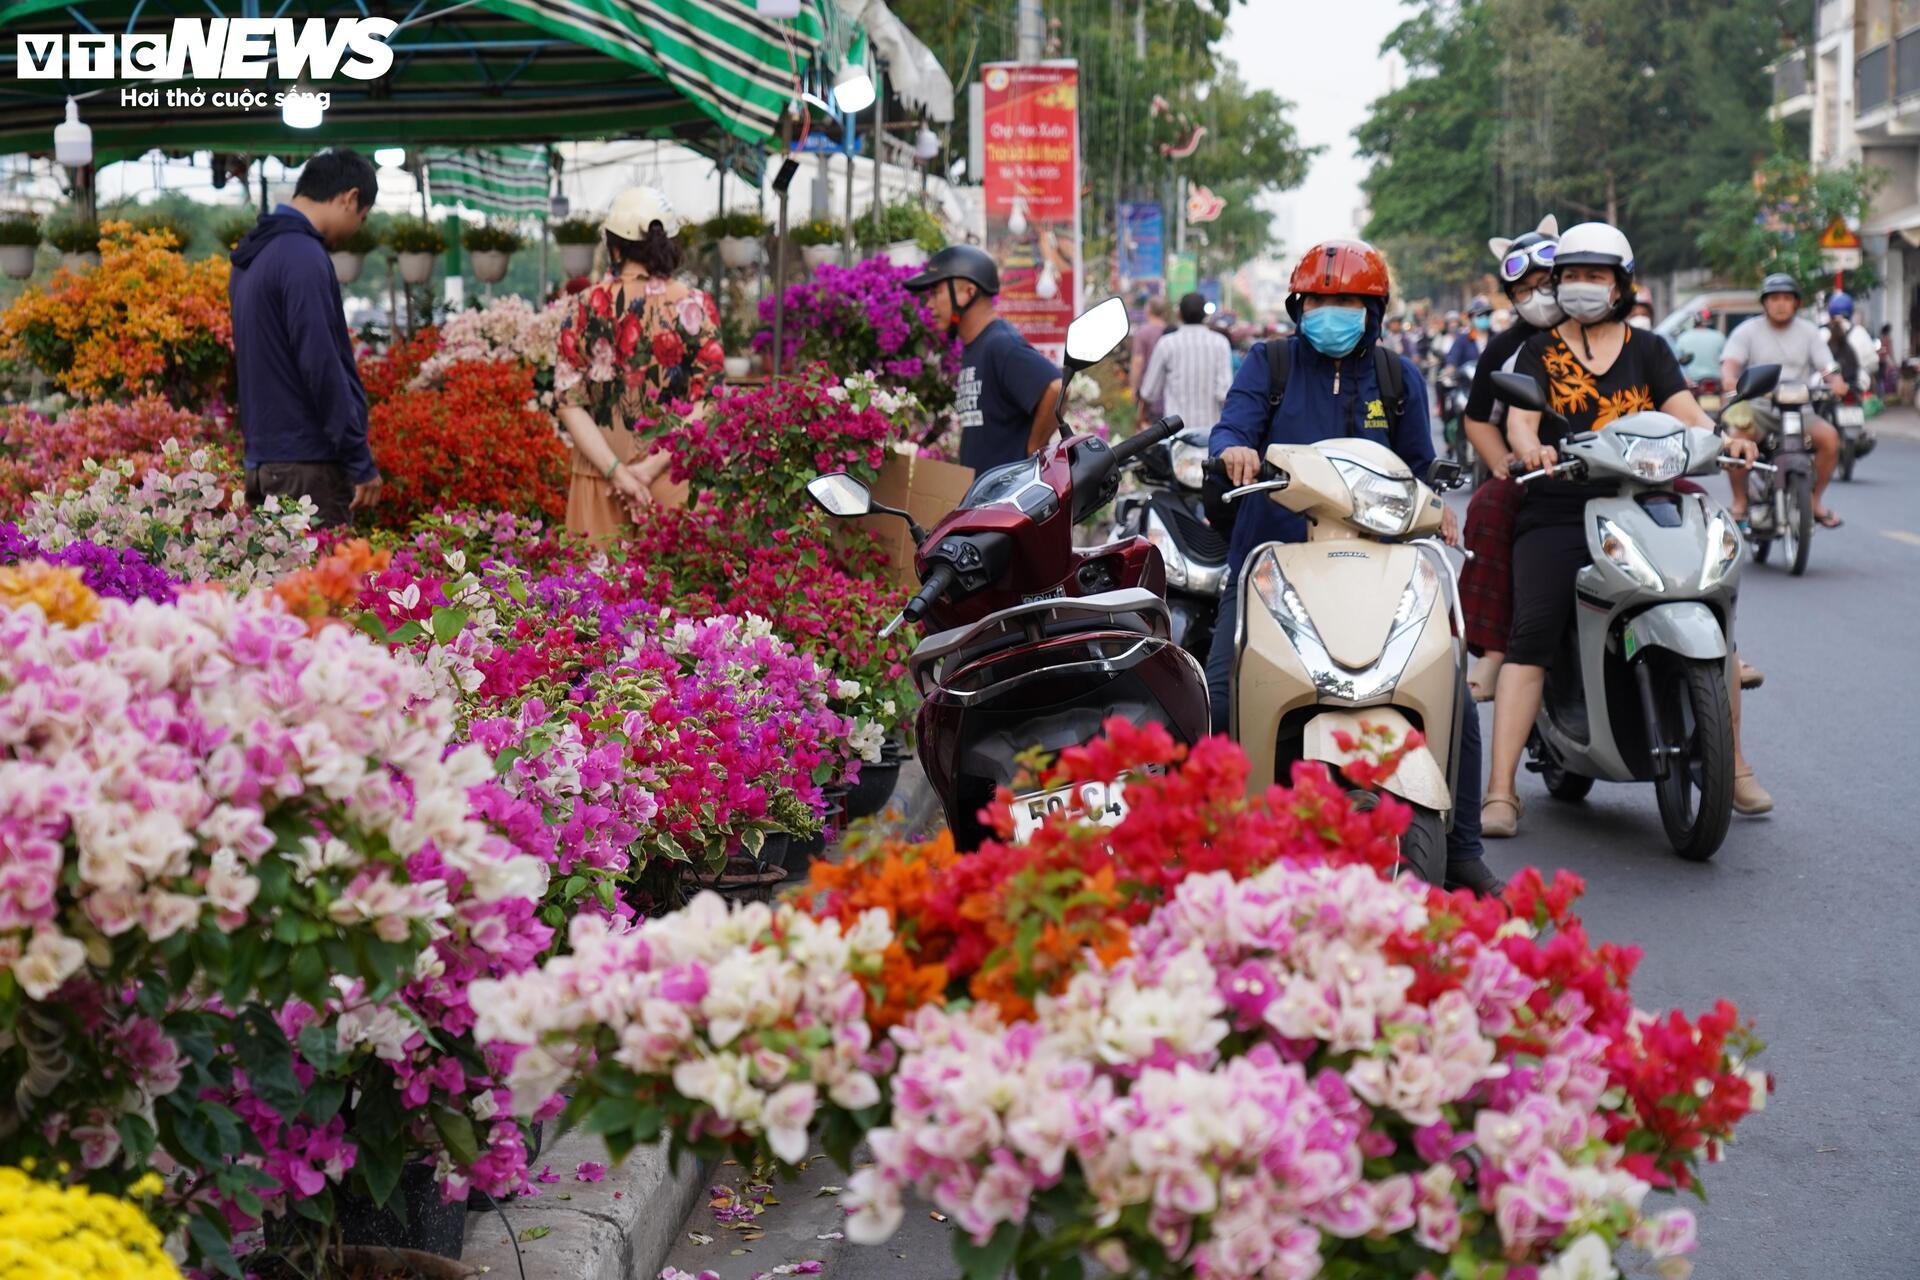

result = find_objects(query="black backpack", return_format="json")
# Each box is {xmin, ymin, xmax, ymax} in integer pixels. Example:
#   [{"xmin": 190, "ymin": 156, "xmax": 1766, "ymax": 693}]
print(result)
[{"xmin": 1202, "ymin": 338, "xmax": 1410, "ymax": 533}]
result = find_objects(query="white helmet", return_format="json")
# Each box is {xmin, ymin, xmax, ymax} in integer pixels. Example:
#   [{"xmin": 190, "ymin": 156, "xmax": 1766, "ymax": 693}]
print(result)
[{"xmin": 1553, "ymin": 221, "xmax": 1634, "ymax": 274}]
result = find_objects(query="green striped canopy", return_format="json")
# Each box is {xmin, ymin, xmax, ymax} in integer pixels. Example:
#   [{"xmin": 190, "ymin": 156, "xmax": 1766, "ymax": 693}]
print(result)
[
  {"xmin": 426, "ymin": 145, "xmax": 551, "ymax": 218},
  {"xmin": 0, "ymin": 0, "xmax": 834, "ymax": 163}
]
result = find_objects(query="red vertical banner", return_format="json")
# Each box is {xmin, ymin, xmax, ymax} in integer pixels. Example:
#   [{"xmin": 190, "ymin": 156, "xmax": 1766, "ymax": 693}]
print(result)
[{"xmin": 981, "ymin": 60, "xmax": 1081, "ymax": 361}]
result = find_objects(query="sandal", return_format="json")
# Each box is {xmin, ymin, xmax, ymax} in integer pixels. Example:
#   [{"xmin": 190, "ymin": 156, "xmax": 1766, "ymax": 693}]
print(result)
[
  {"xmin": 1481, "ymin": 794, "xmax": 1523, "ymax": 839},
  {"xmin": 1739, "ymin": 660, "xmax": 1764, "ymax": 691},
  {"xmin": 1815, "ymin": 509, "xmax": 1844, "ymax": 529},
  {"xmin": 1733, "ymin": 770, "xmax": 1774, "ymax": 816}
]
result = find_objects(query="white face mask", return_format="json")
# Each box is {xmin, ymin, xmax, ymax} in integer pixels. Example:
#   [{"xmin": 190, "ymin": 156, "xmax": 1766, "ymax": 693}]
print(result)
[
  {"xmin": 1558, "ymin": 281, "xmax": 1615, "ymax": 325},
  {"xmin": 1514, "ymin": 290, "xmax": 1564, "ymax": 329},
  {"xmin": 1628, "ymin": 315, "xmax": 1652, "ymax": 331}
]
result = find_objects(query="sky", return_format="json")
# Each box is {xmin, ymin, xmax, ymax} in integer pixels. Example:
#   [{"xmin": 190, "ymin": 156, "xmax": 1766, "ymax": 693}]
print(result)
[{"xmin": 1220, "ymin": 0, "xmax": 1409, "ymax": 259}]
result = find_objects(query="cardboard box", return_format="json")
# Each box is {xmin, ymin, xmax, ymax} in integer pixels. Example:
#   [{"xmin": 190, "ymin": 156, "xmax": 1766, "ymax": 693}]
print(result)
[{"xmin": 854, "ymin": 447, "xmax": 976, "ymax": 591}]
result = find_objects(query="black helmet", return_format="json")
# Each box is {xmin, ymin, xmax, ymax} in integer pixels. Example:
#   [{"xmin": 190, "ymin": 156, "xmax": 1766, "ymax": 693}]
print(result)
[
  {"xmin": 1759, "ymin": 272, "xmax": 1801, "ymax": 300},
  {"xmin": 1466, "ymin": 295, "xmax": 1494, "ymax": 317},
  {"xmin": 904, "ymin": 244, "xmax": 1000, "ymax": 295}
]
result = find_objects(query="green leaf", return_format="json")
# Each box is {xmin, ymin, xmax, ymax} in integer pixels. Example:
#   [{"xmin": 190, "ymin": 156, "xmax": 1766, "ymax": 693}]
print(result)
[
  {"xmin": 388, "ymin": 620, "xmax": 425, "ymax": 644},
  {"xmin": 233, "ymin": 1010, "xmax": 302, "ymax": 1119},
  {"xmin": 303, "ymin": 1079, "xmax": 347, "ymax": 1125},
  {"xmin": 430, "ymin": 605, "xmax": 470, "ymax": 644},
  {"xmin": 433, "ymin": 1108, "xmax": 482, "ymax": 1168},
  {"xmin": 953, "ymin": 1221, "xmax": 1022, "ymax": 1280},
  {"xmin": 519, "ymin": 1225, "xmax": 553, "ymax": 1242},
  {"xmin": 582, "ymin": 1095, "xmax": 646, "ymax": 1136},
  {"xmin": 187, "ymin": 1210, "xmax": 242, "ymax": 1278},
  {"xmin": 356, "ymin": 1086, "xmax": 406, "ymax": 1208}
]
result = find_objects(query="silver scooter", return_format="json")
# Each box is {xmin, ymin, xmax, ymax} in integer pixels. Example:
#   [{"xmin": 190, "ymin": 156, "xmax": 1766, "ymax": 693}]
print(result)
[{"xmin": 1489, "ymin": 364, "xmax": 1779, "ymax": 861}]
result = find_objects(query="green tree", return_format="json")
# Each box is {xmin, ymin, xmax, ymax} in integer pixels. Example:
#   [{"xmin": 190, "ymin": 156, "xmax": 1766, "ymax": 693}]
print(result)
[{"xmin": 1696, "ymin": 154, "xmax": 1885, "ymax": 295}]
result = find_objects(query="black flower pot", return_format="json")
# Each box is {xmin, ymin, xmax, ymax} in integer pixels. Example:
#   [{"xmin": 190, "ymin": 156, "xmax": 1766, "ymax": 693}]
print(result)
[
  {"xmin": 843, "ymin": 758, "xmax": 903, "ymax": 821},
  {"xmin": 338, "ymin": 1162, "xmax": 467, "ymax": 1259},
  {"xmin": 756, "ymin": 830, "xmax": 792, "ymax": 874}
]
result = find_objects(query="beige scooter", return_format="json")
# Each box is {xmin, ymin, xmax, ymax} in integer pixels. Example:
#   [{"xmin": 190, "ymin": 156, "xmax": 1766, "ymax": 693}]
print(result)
[{"xmin": 1218, "ymin": 439, "xmax": 1467, "ymax": 882}]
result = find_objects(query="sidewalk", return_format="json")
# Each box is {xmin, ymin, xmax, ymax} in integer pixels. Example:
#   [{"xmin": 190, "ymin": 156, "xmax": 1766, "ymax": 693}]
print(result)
[{"xmin": 1871, "ymin": 404, "xmax": 1920, "ymax": 443}]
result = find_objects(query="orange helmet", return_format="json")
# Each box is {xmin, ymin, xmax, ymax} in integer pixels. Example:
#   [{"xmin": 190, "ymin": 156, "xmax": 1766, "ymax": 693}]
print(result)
[{"xmin": 1288, "ymin": 239, "xmax": 1391, "ymax": 300}]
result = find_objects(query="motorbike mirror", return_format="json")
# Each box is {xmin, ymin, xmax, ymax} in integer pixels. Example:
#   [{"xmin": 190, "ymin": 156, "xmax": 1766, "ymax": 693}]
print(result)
[
  {"xmin": 1062, "ymin": 296, "xmax": 1130, "ymax": 376},
  {"xmin": 806, "ymin": 473, "xmax": 874, "ymax": 518},
  {"xmin": 1490, "ymin": 371, "xmax": 1547, "ymax": 412},
  {"xmin": 1425, "ymin": 458, "xmax": 1464, "ymax": 491},
  {"xmin": 1728, "ymin": 363, "xmax": 1781, "ymax": 407}
]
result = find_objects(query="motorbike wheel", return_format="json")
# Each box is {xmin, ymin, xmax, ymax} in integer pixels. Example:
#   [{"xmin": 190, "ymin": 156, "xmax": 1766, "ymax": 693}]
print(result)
[
  {"xmin": 1752, "ymin": 536, "xmax": 1771, "ymax": 564},
  {"xmin": 1783, "ymin": 471, "xmax": 1814, "ymax": 577},
  {"xmin": 1652, "ymin": 657, "xmax": 1735, "ymax": 862},
  {"xmin": 1541, "ymin": 757, "xmax": 1596, "ymax": 802},
  {"xmin": 1395, "ymin": 805, "xmax": 1448, "ymax": 887},
  {"xmin": 1839, "ymin": 433, "xmax": 1857, "ymax": 483}
]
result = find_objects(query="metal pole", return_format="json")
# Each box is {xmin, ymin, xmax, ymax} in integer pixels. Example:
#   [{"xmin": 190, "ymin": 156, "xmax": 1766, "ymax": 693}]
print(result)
[
  {"xmin": 1017, "ymin": 0, "xmax": 1044, "ymax": 61},
  {"xmin": 873, "ymin": 61, "xmax": 886, "ymax": 238},
  {"xmin": 843, "ymin": 145, "xmax": 855, "ymax": 264},
  {"xmin": 258, "ymin": 158, "xmax": 269, "ymax": 213},
  {"xmin": 774, "ymin": 179, "xmax": 790, "ymax": 386}
]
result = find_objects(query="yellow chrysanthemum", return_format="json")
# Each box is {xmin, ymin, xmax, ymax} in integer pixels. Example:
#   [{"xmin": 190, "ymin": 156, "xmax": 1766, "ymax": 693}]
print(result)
[
  {"xmin": 0, "ymin": 1167, "xmax": 180, "ymax": 1280},
  {"xmin": 0, "ymin": 561, "xmax": 100, "ymax": 627}
]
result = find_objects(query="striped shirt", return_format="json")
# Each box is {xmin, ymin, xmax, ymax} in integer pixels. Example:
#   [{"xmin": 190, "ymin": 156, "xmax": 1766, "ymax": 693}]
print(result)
[{"xmin": 1141, "ymin": 324, "xmax": 1234, "ymax": 431}]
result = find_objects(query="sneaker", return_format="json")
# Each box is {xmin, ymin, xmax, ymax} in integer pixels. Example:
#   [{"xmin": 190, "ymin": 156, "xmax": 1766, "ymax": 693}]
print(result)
[
  {"xmin": 1481, "ymin": 793, "xmax": 1522, "ymax": 838},
  {"xmin": 1733, "ymin": 770, "xmax": 1774, "ymax": 816},
  {"xmin": 1445, "ymin": 858, "xmax": 1507, "ymax": 898}
]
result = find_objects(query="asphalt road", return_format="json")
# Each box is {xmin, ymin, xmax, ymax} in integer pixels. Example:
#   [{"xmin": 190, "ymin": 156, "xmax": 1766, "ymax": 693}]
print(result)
[{"xmin": 662, "ymin": 428, "xmax": 1920, "ymax": 1280}]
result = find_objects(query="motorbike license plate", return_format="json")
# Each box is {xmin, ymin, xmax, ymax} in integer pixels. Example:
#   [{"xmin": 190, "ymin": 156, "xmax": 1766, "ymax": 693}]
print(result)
[
  {"xmin": 1836, "ymin": 405, "xmax": 1865, "ymax": 427},
  {"xmin": 1010, "ymin": 777, "xmax": 1136, "ymax": 843}
]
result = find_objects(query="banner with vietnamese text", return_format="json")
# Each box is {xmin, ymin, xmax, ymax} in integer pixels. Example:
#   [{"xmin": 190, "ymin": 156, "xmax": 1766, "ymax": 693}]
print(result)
[{"xmin": 981, "ymin": 60, "xmax": 1081, "ymax": 360}]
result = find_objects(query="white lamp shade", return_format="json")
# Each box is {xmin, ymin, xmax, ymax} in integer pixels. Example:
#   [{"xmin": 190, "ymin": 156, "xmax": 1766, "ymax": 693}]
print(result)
[
  {"xmin": 283, "ymin": 89, "xmax": 325, "ymax": 130},
  {"xmin": 374, "ymin": 147, "xmax": 407, "ymax": 169},
  {"xmin": 54, "ymin": 99, "xmax": 91, "ymax": 168},
  {"xmin": 832, "ymin": 62, "xmax": 875, "ymax": 114},
  {"xmin": 757, "ymin": 0, "xmax": 803, "ymax": 14},
  {"xmin": 914, "ymin": 126, "xmax": 940, "ymax": 161}
]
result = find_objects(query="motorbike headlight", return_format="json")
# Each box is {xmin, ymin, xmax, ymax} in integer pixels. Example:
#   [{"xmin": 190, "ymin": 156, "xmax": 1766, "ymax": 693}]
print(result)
[
  {"xmin": 1171, "ymin": 440, "xmax": 1208, "ymax": 490},
  {"xmin": 1144, "ymin": 509, "xmax": 1188, "ymax": 590},
  {"xmin": 1330, "ymin": 460, "xmax": 1418, "ymax": 537},
  {"xmin": 1617, "ymin": 434, "xmax": 1688, "ymax": 483},
  {"xmin": 1699, "ymin": 510, "xmax": 1741, "ymax": 590},
  {"xmin": 1248, "ymin": 547, "xmax": 1319, "ymax": 642},
  {"xmin": 1389, "ymin": 552, "xmax": 1442, "ymax": 641},
  {"xmin": 1595, "ymin": 516, "xmax": 1663, "ymax": 591}
]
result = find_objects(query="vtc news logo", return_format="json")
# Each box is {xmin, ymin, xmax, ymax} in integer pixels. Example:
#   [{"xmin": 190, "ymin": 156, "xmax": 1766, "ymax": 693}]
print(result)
[{"xmin": 15, "ymin": 18, "xmax": 396, "ymax": 81}]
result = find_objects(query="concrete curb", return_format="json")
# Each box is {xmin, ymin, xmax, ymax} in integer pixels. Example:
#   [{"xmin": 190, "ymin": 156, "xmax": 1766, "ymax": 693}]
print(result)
[
  {"xmin": 460, "ymin": 760, "xmax": 944, "ymax": 1280},
  {"xmin": 1870, "ymin": 405, "xmax": 1920, "ymax": 443},
  {"xmin": 463, "ymin": 1126, "xmax": 707, "ymax": 1280}
]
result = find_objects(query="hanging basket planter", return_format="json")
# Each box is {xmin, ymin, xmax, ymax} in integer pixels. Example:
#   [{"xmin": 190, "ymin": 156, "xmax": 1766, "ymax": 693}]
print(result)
[
  {"xmin": 397, "ymin": 251, "xmax": 437, "ymax": 285},
  {"xmin": 718, "ymin": 235, "xmax": 764, "ymax": 269},
  {"xmin": 330, "ymin": 250, "xmax": 365, "ymax": 285},
  {"xmin": 723, "ymin": 355, "xmax": 753, "ymax": 380},
  {"xmin": 0, "ymin": 244, "xmax": 35, "ymax": 279},
  {"xmin": 802, "ymin": 244, "xmax": 842, "ymax": 272},
  {"xmin": 559, "ymin": 242, "xmax": 597, "ymax": 278},
  {"xmin": 469, "ymin": 249, "xmax": 512, "ymax": 283},
  {"xmin": 883, "ymin": 240, "xmax": 929, "ymax": 268}
]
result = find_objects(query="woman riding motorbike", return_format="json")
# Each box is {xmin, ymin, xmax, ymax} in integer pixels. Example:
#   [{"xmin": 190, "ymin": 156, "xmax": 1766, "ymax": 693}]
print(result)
[{"xmin": 1482, "ymin": 222, "xmax": 1768, "ymax": 837}]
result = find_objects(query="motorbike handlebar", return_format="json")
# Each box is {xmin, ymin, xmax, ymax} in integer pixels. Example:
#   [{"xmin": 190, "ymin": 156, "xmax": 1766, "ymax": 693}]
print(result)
[
  {"xmin": 1202, "ymin": 455, "xmax": 1283, "ymax": 486},
  {"xmin": 1111, "ymin": 415, "xmax": 1185, "ymax": 467},
  {"xmin": 1511, "ymin": 459, "xmax": 1584, "ymax": 486},
  {"xmin": 879, "ymin": 561, "xmax": 959, "ymax": 639}
]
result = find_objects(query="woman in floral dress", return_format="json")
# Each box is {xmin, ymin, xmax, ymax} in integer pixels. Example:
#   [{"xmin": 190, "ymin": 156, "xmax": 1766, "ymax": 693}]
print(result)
[{"xmin": 555, "ymin": 186, "xmax": 724, "ymax": 540}]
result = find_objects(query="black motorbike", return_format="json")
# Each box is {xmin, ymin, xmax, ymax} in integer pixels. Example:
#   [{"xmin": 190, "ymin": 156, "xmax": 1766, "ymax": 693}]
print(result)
[
  {"xmin": 1746, "ymin": 382, "xmax": 1815, "ymax": 576},
  {"xmin": 1106, "ymin": 425, "xmax": 1229, "ymax": 664},
  {"xmin": 1439, "ymin": 361, "xmax": 1476, "ymax": 476}
]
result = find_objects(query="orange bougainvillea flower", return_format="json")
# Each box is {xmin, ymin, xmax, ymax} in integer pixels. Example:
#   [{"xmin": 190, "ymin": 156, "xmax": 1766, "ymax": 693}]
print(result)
[
  {"xmin": 0, "ymin": 561, "xmax": 101, "ymax": 627},
  {"xmin": 270, "ymin": 538, "xmax": 392, "ymax": 634}
]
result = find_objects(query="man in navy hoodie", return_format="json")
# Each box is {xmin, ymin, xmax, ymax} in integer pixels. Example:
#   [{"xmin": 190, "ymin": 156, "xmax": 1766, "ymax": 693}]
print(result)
[
  {"xmin": 1206, "ymin": 238, "xmax": 1496, "ymax": 896},
  {"xmin": 229, "ymin": 149, "xmax": 381, "ymax": 528}
]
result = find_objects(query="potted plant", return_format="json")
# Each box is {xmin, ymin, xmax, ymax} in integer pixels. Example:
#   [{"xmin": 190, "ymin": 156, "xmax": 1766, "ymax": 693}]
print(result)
[
  {"xmin": 461, "ymin": 220, "xmax": 526, "ymax": 283},
  {"xmin": 855, "ymin": 201, "xmax": 944, "ymax": 267},
  {"xmin": 705, "ymin": 209, "xmax": 768, "ymax": 269},
  {"xmin": 385, "ymin": 217, "xmax": 447, "ymax": 285},
  {"xmin": 551, "ymin": 214, "xmax": 601, "ymax": 278},
  {"xmin": 46, "ymin": 214, "xmax": 99, "ymax": 272},
  {"xmin": 330, "ymin": 223, "xmax": 379, "ymax": 284},
  {"xmin": 129, "ymin": 209, "xmax": 193, "ymax": 252},
  {"xmin": 215, "ymin": 209, "xmax": 257, "ymax": 253},
  {"xmin": 791, "ymin": 215, "xmax": 845, "ymax": 271},
  {"xmin": 720, "ymin": 310, "xmax": 754, "ymax": 380},
  {"xmin": 0, "ymin": 211, "xmax": 39, "ymax": 279}
]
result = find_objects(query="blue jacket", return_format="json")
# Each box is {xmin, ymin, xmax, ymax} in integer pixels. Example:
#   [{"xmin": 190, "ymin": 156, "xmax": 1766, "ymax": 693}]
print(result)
[
  {"xmin": 228, "ymin": 205, "xmax": 376, "ymax": 483},
  {"xmin": 1208, "ymin": 322, "xmax": 1433, "ymax": 578}
]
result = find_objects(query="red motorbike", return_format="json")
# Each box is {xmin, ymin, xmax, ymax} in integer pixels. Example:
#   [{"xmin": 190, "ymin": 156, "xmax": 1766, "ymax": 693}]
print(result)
[{"xmin": 807, "ymin": 298, "xmax": 1212, "ymax": 849}]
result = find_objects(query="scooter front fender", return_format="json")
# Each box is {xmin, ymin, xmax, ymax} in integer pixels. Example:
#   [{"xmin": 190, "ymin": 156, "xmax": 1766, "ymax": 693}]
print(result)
[
  {"xmin": 1301, "ymin": 709, "xmax": 1452, "ymax": 814},
  {"xmin": 1622, "ymin": 601, "xmax": 1728, "ymax": 663}
]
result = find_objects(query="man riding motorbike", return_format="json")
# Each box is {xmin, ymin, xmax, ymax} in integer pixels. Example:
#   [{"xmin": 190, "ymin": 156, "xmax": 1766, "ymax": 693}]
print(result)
[
  {"xmin": 1207, "ymin": 238, "xmax": 1499, "ymax": 896},
  {"xmin": 1719, "ymin": 273, "xmax": 1847, "ymax": 530},
  {"xmin": 1820, "ymin": 290, "xmax": 1880, "ymax": 396},
  {"xmin": 1482, "ymin": 222, "xmax": 1771, "ymax": 837},
  {"xmin": 1447, "ymin": 296, "xmax": 1495, "ymax": 370}
]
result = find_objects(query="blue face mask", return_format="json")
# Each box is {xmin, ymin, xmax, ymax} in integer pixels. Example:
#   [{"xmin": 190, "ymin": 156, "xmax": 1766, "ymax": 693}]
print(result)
[
  {"xmin": 1301, "ymin": 306, "xmax": 1366, "ymax": 357},
  {"xmin": 1473, "ymin": 314, "xmax": 1492, "ymax": 332}
]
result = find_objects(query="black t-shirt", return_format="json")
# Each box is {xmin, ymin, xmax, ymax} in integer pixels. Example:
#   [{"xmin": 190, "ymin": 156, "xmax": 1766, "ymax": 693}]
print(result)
[
  {"xmin": 954, "ymin": 318, "xmax": 1060, "ymax": 472},
  {"xmin": 1513, "ymin": 325, "xmax": 1689, "ymax": 527},
  {"xmin": 1464, "ymin": 321, "xmax": 1541, "ymax": 431}
]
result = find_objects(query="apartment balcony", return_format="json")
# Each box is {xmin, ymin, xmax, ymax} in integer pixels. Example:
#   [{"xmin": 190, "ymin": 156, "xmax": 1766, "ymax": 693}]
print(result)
[
  {"xmin": 1771, "ymin": 47, "xmax": 1813, "ymax": 120},
  {"xmin": 1854, "ymin": 29, "xmax": 1920, "ymax": 138}
]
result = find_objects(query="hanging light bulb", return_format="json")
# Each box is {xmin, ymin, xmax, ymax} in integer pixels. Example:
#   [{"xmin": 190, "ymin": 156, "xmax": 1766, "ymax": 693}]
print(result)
[
  {"xmin": 1035, "ymin": 260, "xmax": 1059, "ymax": 299},
  {"xmin": 914, "ymin": 125, "xmax": 940, "ymax": 162},
  {"xmin": 1008, "ymin": 197, "xmax": 1028, "ymax": 237},
  {"xmin": 832, "ymin": 60, "xmax": 875, "ymax": 114},
  {"xmin": 282, "ymin": 84, "xmax": 325, "ymax": 130},
  {"xmin": 374, "ymin": 147, "xmax": 407, "ymax": 169},
  {"xmin": 54, "ymin": 98, "xmax": 92, "ymax": 168}
]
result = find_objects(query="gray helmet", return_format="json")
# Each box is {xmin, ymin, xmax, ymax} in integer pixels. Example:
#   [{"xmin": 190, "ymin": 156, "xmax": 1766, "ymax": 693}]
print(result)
[
  {"xmin": 1759, "ymin": 272, "xmax": 1801, "ymax": 300},
  {"xmin": 904, "ymin": 245, "xmax": 1000, "ymax": 296}
]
